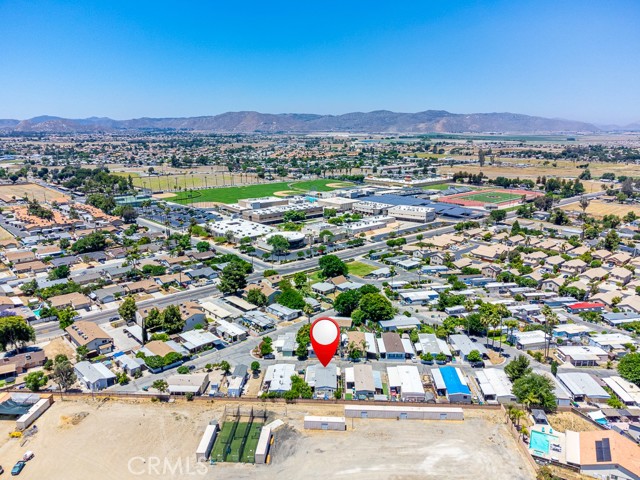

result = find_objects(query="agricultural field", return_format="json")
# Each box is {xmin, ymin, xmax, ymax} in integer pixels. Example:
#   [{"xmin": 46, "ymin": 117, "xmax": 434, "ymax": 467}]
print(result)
[
  {"xmin": 347, "ymin": 261, "xmax": 378, "ymax": 277},
  {"xmin": 171, "ymin": 179, "xmax": 353, "ymax": 204},
  {"xmin": 438, "ymin": 158, "xmax": 640, "ymax": 188},
  {"xmin": 562, "ymin": 199, "xmax": 640, "ymax": 219},
  {"xmin": 0, "ymin": 182, "xmax": 69, "ymax": 204},
  {"xmin": 113, "ymin": 171, "xmax": 261, "ymax": 190}
]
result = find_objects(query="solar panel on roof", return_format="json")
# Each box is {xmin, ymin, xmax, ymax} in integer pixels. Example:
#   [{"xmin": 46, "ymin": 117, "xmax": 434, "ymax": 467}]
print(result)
[{"xmin": 595, "ymin": 438, "xmax": 612, "ymax": 462}]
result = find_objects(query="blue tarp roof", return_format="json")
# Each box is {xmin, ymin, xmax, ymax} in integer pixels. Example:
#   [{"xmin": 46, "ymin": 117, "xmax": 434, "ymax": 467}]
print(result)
[{"xmin": 439, "ymin": 366, "xmax": 471, "ymax": 395}]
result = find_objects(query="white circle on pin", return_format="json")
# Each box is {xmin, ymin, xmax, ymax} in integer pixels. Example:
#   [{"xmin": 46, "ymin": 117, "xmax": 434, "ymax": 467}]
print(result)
[{"xmin": 312, "ymin": 319, "xmax": 338, "ymax": 345}]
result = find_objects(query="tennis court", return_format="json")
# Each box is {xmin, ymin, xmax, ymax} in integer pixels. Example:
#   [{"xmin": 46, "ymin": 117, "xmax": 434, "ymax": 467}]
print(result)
[{"xmin": 210, "ymin": 409, "xmax": 266, "ymax": 463}]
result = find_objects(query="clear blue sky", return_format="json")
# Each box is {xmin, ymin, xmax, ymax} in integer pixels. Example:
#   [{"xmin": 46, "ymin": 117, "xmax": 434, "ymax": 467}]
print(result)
[{"xmin": 1, "ymin": 0, "xmax": 639, "ymax": 124}]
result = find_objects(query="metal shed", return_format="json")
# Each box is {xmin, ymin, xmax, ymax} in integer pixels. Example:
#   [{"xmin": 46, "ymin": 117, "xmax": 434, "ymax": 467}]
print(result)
[{"xmin": 304, "ymin": 416, "xmax": 347, "ymax": 431}]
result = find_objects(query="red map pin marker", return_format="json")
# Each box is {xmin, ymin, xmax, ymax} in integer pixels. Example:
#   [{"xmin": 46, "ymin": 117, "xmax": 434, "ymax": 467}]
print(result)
[{"xmin": 310, "ymin": 317, "xmax": 340, "ymax": 367}]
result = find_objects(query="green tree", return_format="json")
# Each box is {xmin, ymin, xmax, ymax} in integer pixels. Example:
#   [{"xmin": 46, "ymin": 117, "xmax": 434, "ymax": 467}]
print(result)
[
  {"xmin": 195, "ymin": 241, "xmax": 211, "ymax": 252},
  {"xmin": 0, "ymin": 316, "xmax": 36, "ymax": 351},
  {"xmin": 490, "ymin": 209, "xmax": 507, "ymax": 222},
  {"xmin": 152, "ymin": 379, "xmax": 168, "ymax": 393},
  {"xmin": 267, "ymin": 234, "xmax": 290, "ymax": 257},
  {"xmin": 618, "ymin": 352, "xmax": 640, "ymax": 386},
  {"xmin": 219, "ymin": 360, "xmax": 231, "ymax": 374},
  {"xmin": 334, "ymin": 289, "xmax": 362, "ymax": 316},
  {"xmin": 603, "ymin": 229, "xmax": 620, "ymax": 252},
  {"xmin": 512, "ymin": 373, "xmax": 557, "ymax": 412},
  {"xmin": 467, "ymin": 350, "xmax": 482, "ymax": 363},
  {"xmin": 24, "ymin": 370, "xmax": 48, "ymax": 392},
  {"xmin": 76, "ymin": 345, "xmax": 89, "ymax": 361},
  {"xmin": 247, "ymin": 288, "xmax": 268, "ymax": 307},
  {"xmin": 358, "ymin": 293, "xmax": 395, "ymax": 322},
  {"xmin": 51, "ymin": 357, "xmax": 77, "ymax": 396},
  {"xmin": 277, "ymin": 288, "xmax": 306, "ymax": 310},
  {"xmin": 251, "ymin": 361, "xmax": 260, "ymax": 374},
  {"xmin": 160, "ymin": 304, "xmax": 184, "ymax": 334},
  {"xmin": 118, "ymin": 295, "xmax": 137, "ymax": 323},
  {"xmin": 218, "ymin": 263, "xmax": 248, "ymax": 294},
  {"xmin": 57, "ymin": 307, "xmax": 76, "ymax": 330},
  {"xmin": 318, "ymin": 254, "xmax": 348, "ymax": 278},
  {"xmin": 293, "ymin": 272, "xmax": 307, "ymax": 289},
  {"xmin": 48, "ymin": 264, "xmax": 70, "ymax": 280},
  {"xmin": 71, "ymin": 231, "xmax": 107, "ymax": 254},
  {"xmin": 505, "ymin": 355, "xmax": 532, "ymax": 382}
]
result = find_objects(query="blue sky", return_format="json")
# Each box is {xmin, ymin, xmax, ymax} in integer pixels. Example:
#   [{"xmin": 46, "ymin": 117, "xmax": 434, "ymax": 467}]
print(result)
[{"xmin": 1, "ymin": 1, "xmax": 639, "ymax": 124}]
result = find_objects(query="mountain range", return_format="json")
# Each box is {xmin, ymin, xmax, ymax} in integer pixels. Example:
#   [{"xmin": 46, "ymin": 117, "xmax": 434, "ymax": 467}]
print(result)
[{"xmin": 0, "ymin": 110, "xmax": 638, "ymax": 134}]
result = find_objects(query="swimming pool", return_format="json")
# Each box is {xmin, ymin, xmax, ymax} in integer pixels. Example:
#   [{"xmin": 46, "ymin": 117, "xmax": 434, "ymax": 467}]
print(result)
[{"xmin": 529, "ymin": 430, "xmax": 551, "ymax": 454}]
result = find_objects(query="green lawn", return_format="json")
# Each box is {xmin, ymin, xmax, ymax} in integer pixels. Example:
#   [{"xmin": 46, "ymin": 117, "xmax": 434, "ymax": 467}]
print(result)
[
  {"xmin": 458, "ymin": 191, "xmax": 522, "ymax": 204},
  {"xmin": 382, "ymin": 383, "xmax": 389, "ymax": 396},
  {"xmin": 422, "ymin": 183, "xmax": 451, "ymax": 191},
  {"xmin": 172, "ymin": 179, "xmax": 353, "ymax": 204},
  {"xmin": 347, "ymin": 261, "xmax": 377, "ymax": 278},
  {"xmin": 345, "ymin": 393, "xmax": 353, "ymax": 400}
]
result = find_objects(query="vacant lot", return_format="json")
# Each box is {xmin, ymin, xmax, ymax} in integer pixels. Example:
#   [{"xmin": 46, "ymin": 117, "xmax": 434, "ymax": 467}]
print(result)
[
  {"xmin": 0, "ymin": 399, "xmax": 535, "ymax": 480},
  {"xmin": 562, "ymin": 199, "xmax": 640, "ymax": 219},
  {"xmin": 0, "ymin": 183, "xmax": 69, "ymax": 204},
  {"xmin": 171, "ymin": 179, "xmax": 352, "ymax": 204},
  {"xmin": 347, "ymin": 261, "xmax": 378, "ymax": 277}
]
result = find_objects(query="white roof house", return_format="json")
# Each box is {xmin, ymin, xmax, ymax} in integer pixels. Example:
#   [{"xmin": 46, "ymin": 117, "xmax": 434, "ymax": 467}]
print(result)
[
  {"xmin": 179, "ymin": 330, "xmax": 222, "ymax": 351},
  {"xmin": 475, "ymin": 369, "xmax": 515, "ymax": 404},
  {"xmin": 557, "ymin": 372, "xmax": 611, "ymax": 402},
  {"xmin": 166, "ymin": 373, "xmax": 210, "ymax": 395},
  {"xmin": 264, "ymin": 363, "xmax": 296, "ymax": 393},
  {"xmin": 386, "ymin": 365, "xmax": 425, "ymax": 401},
  {"xmin": 602, "ymin": 376, "xmax": 640, "ymax": 407}
]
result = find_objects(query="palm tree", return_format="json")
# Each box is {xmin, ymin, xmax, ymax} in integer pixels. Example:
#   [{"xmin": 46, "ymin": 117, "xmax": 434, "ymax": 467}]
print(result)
[
  {"xmin": 579, "ymin": 196, "xmax": 591, "ymax": 240},
  {"xmin": 541, "ymin": 305, "xmax": 559, "ymax": 360},
  {"xmin": 522, "ymin": 392, "xmax": 540, "ymax": 411},
  {"xmin": 511, "ymin": 408, "xmax": 525, "ymax": 427}
]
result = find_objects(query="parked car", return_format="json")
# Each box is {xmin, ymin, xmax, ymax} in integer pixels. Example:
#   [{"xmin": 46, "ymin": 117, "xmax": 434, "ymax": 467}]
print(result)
[
  {"xmin": 11, "ymin": 461, "xmax": 25, "ymax": 476},
  {"xmin": 22, "ymin": 451, "xmax": 34, "ymax": 462},
  {"xmin": 263, "ymin": 354, "xmax": 275, "ymax": 360},
  {"xmin": 0, "ymin": 465, "xmax": 4, "ymax": 474}
]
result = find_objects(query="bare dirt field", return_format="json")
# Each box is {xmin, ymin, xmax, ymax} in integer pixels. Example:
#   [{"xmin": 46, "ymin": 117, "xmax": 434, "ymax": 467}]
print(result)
[
  {"xmin": 0, "ymin": 399, "xmax": 535, "ymax": 480},
  {"xmin": 0, "ymin": 183, "xmax": 69, "ymax": 204},
  {"xmin": 0, "ymin": 225, "xmax": 15, "ymax": 240},
  {"xmin": 562, "ymin": 199, "xmax": 640, "ymax": 218},
  {"xmin": 547, "ymin": 411, "xmax": 597, "ymax": 433},
  {"xmin": 438, "ymin": 159, "xmax": 640, "ymax": 192}
]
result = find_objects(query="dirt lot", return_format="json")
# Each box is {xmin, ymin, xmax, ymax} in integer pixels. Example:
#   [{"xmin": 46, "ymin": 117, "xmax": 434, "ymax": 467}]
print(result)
[
  {"xmin": 547, "ymin": 411, "xmax": 597, "ymax": 433},
  {"xmin": 0, "ymin": 183, "xmax": 69, "ymax": 204},
  {"xmin": 0, "ymin": 399, "xmax": 535, "ymax": 480},
  {"xmin": 562, "ymin": 199, "xmax": 640, "ymax": 218}
]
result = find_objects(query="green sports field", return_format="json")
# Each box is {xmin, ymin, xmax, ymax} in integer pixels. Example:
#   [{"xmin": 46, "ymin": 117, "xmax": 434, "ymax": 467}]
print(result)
[
  {"xmin": 172, "ymin": 179, "xmax": 353, "ymax": 204},
  {"xmin": 457, "ymin": 191, "xmax": 522, "ymax": 204},
  {"xmin": 210, "ymin": 421, "xmax": 264, "ymax": 463},
  {"xmin": 422, "ymin": 183, "xmax": 451, "ymax": 191}
]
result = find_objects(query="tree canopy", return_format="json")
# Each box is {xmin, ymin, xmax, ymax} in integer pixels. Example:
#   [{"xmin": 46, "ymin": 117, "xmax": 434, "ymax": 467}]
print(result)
[
  {"xmin": 0, "ymin": 316, "xmax": 35, "ymax": 352},
  {"xmin": 618, "ymin": 352, "xmax": 640, "ymax": 386},
  {"xmin": 318, "ymin": 255, "xmax": 348, "ymax": 278},
  {"xmin": 512, "ymin": 373, "xmax": 557, "ymax": 412}
]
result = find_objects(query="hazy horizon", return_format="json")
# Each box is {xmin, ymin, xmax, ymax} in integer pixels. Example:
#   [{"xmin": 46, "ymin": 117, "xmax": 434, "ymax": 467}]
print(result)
[{"xmin": 1, "ymin": 0, "xmax": 639, "ymax": 124}]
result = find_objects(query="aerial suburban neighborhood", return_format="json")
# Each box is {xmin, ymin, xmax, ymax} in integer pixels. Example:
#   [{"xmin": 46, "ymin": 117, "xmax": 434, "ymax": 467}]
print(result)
[
  {"xmin": 1, "ymin": 1, "xmax": 640, "ymax": 479},
  {"xmin": 0, "ymin": 129, "xmax": 638, "ymax": 479}
]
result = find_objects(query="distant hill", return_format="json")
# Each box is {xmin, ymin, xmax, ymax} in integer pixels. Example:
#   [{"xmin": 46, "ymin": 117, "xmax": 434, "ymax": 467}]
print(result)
[{"xmin": 0, "ymin": 110, "xmax": 601, "ymax": 134}]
